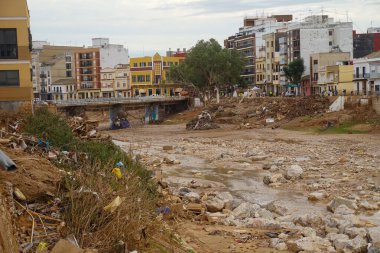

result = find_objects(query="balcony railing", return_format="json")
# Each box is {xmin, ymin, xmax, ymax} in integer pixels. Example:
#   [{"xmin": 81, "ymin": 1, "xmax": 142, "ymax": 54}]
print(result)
[
  {"xmin": 80, "ymin": 82, "xmax": 95, "ymax": 89},
  {"xmin": 80, "ymin": 62, "xmax": 93, "ymax": 67},
  {"xmin": 353, "ymin": 73, "xmax": 370, "ymax": 79}
]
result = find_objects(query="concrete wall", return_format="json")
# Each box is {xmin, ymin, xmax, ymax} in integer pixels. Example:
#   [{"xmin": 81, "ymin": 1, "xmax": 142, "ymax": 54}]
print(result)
[
  {"xmin": 99, "ymin": 45, "xmax": 129, "ymax": 69},
  {"xmin": 333, "ymin": 26, "xmax": 353, "ymax": 58}
]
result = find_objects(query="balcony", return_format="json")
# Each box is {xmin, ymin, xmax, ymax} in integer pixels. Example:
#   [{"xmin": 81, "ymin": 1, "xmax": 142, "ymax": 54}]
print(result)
[
  {"xmin": 81, "ymin": 70, "xmax": 93, "ymax": 75},
  {"xmin": 369, "ymin": 72, "xmax": 380, "ymax": 79},
  {"xmin": 353, "ymin": 73, "xmax": 370, "ymax": 79},
  {"xmin": 80, "ymin": 82, "xmax": 95, "ymax": 89},
  {"xmin": 40, "ymin": 74, "xmax": 47, "ymax": 78},
  {"xmin": 80, "ymin": 62, "xmax": 93, "ymax": 67}
]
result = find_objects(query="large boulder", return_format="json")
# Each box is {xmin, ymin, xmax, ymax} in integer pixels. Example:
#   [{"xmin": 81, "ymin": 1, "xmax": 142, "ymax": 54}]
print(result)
[
  {"xmin": 265, "ymin": 201, "xmax": 288, "ymax": 216},
  {"xmin": 308, "ymin": 191, "xmax": 328, "ymax": 201},
  {"xmin": 263, "ymin": 173, "xmax": 285, "ymax": 185},
  {"xmin": 184, "ymin": 192, "xmax": 200, "ymax": 203},
  {"xmin": 368, "ymin": 227, "xmax": 380, "ymax": 253},
  {"xmin": 344, "ymin": 227, "xmax": 367, "ymax": 239},
  {"xmin": 205, "ymin": 197, "xmax": 225, "ymax": 212},
  {"xmin": 327, "ymin": 197, "xmax": 358, "ymax": 213},
  {"xmin": 287, "ymin": 236, "xmax": 335, "ymax": 253},
  {"xmin": 232, "ymin": 202, "xmax": 261, "ymax": 219},
  {"xmin": 284, "ymin": 165, "xmax": 304, "ymax": 180},
  {"xmin": 216, "ymin": 192, "xmax": 234, "ymax": 210}
]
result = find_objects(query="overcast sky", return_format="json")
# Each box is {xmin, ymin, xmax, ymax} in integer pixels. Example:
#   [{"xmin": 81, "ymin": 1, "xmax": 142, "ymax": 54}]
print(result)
[{"xmin": 28, "ymin": 0, "xmax": 380, "ymax": 57}]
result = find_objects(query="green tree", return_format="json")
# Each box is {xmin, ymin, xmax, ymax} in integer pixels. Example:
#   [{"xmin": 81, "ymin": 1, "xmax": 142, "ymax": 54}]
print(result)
[
  {"xmin": 169, "ymin": 39, "xmax": 244, "ymax": 103},
  {"xmin": 283, "ymin": 58, "xmax": 305, "ymax": 84}
]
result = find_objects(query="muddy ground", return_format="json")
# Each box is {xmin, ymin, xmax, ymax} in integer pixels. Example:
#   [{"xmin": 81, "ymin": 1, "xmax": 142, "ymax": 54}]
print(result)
[{"xmin": 108, "ymin": 124, "xmax": 380, "ymax": 253}]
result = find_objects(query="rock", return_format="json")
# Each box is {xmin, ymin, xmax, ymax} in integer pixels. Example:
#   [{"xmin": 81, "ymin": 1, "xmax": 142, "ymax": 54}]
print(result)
[
  {"xmin": 308, "ymin": 191, "xmax": 327, "ymax": 201},
  {"xmin": 334, "ymin": 205, "xmax": 355, "ymax": 215},
  {"xmin": 360, "ymin": 200, "xmax": 379, "ymax": 210},
  {"xmin": 344, "ymin": 227, "xmax": 367, "ymax": 239},
  {"xmin": 216, "ymin": 192, "xmax": 234, "ymax": 210},
  {"xmin": 13, "ymin": 187, "xmax": 27, "ymax": 201},
  {"xmin": 294, "ymin": 213, "xmax": 324, "ymax": 228},
  {"xmin": 162, "ymin": 145, "xmax": 173, "ymax": 151},
  {"xmin": 51, "ymin": 239, "xmax": 83, "ymax": 253},
  {"xmin": 232, "ymin": 202, "xmax": 260, "ymax": 219},
  {"xmin": 244, "ymin": 218, "xmax": 281, "ymax": 229},
  {"xmin": 184, "ymin": 192, "xmax": 200, "ymax": 203},
  {"xmin": 327, "ymin": 197, "xmax": 358, "ymax": 213},
  {"xmin": 163, "ymin": 157, "xmax": 174, "ymax": 164},
  {"xmin": 368, "ymin": 227, "xmax": 380, "ymax": 251},
  {"xmin": 206, "ymin": 212, "xmax": 228, "ymax": 223},
  {"xmin": 205, "ymin": 197, "xmax": 225, "ymax": 212},
  {"xmin": 262, "ymin": 163, "xmax": 272, "ymax": 170},
  {"xmin": 178, "ymin": 187, "xmax": 191, "ymax": 196},
  {"xmin": 263, "ymin": 173, "xmax": 285, "ymax": 185},
  {"xmin": 265, "ymin": 201, "xmax": 288, "ymax": 216},
  {"xmin": 350, "ymin": 235, "xmax": 368, "ymax": 253},
  {"xmin": 251, "ymin": 155, "xmax": 268, "ymax": 162},
  {"xmin": 300, "ymin": 227, "xmax": 317, "ymax": 237},
  {"xmin": 284, "ymin": 164, "xmax": 303, "ymax": 180},
  {"xmin": 287, "ymin": 236, "xmax": 334, "ymax": 253},
  {"xmin": 256, "ymin": 208, "xmax": 276, "ymax": 219},
  {"xmin": 270, "ymin": 238, "xmax": 288, "ymax": 251}
]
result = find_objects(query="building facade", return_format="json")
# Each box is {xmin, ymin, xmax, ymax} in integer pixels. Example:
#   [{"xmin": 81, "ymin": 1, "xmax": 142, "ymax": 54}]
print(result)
[
  {"xmin": 353, "ymin": 28, "xmax": 380, "ymax": 59},
  {"xmin": 287, "ymin": 15, "xmax": 353, "ymax": 77},
  {"xmin": 310, "ymin": 52, "xmax": 351, "ymax": 94},
  {"xmin": 100, "ymin": 67, "xmax": 115, "ymax": 98},
  {"xmin": 91, "ymin": 38, "xmax": 129, "ymax": 69},
  {"xmin": 354, "ymin": 51, "xmax": 380, "ymax": 96},
  {"xmin": 74, "ymin": 48, "xmax": 101, "ymax": 99},
  {"xmin": 130, "ymin": 53, "xmax": 185, "ymax": 97},
  {"xmin": 0, "ymin": 0, "xmax": 33, "ymax": 109}
]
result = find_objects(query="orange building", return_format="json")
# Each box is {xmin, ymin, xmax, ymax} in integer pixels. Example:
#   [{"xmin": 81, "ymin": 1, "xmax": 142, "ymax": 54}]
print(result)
[{"xmin": 74, "ymin": 48, "xmax": 101, "ymax": 99}]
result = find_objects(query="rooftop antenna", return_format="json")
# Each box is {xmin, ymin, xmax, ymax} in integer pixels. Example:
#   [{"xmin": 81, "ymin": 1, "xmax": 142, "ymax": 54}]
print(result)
[
  {"xmin": 346, "ymin": 10, "xmax": 348, "ymax": 22},
  {"xmin": 321, "ymin": 6, "xmax": 324, "ymax": 16}
]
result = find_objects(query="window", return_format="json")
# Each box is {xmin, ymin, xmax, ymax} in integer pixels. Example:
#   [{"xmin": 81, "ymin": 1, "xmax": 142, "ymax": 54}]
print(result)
[
  {"xmin": 65, "ymin": 56, "xmax": 72, "ymax": 62},
  {"xmin": 133, "ymin": 63, "xmax": 137, "ymax": 67},
  {"xmin": 271, "ymin": 41, "xmax": 274, "ymax": 47},
  {"xmin": 0, "ymin": 29, "xmax": 18, "ymax": 59},
  {"xmin": 108, "ymin": 74, "xmax": 112, "ymax": 79},
  {"xmin": 66, "ymin": 63, "xmax": 71, "ymax": 69},
  {"xmin": 146, "ymin": 75, "xmax": 150, "ymax": 82},
  {"xmin": 163, "ymin": 62, "xmax": 167, "ymax": 66},
  {"xmin": 117, "ymin": 82, "xmax": 120, "ymax": 88},
  {"xmin": 266, "ymin": 41, "xmax": 269, "ymax": 47},
  {"xmin": 0, "ymin": 70, "xmax": 19, "ymax": 86},
  {"xmin": 329, "ymin": 31, "xmax": 333, "ymax": 36},
  {"xmin": 132, "ymin": 75, "xmax": 136, "ymax": 82},
  {"xmin": 139, "ymin": 62, "xmax": 146, "ymax": 67},
  {"xmin": 329, "ymin": 41, "xmax": 332, "ymax": 46},
  {"xmin": 66, "ymin": 71, "xmax": 72, "ymax": 77},
  {"xmin": 148, "ymin": 62, "xmax": 152, "ymax": 67},
  {"xmin": 137, "ymin": 75, "xmax": 145, "ymax": 82},
  {"xmin": 313, "ymin": 60, "xmax": 318, "ymax": 64}
]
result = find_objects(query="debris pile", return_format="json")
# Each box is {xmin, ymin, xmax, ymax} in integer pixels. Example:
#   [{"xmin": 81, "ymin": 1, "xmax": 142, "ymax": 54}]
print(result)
[
  {"xmin": 186, "ymin": 111, "xmax": 220, "ymax": 130},
  {"xmin": 68, "ymin": 117, "xmax": 106, "ymax": 139},
  {"xmin": 205, "ymin": 97, "xmax": 330, "ymax": 127}
]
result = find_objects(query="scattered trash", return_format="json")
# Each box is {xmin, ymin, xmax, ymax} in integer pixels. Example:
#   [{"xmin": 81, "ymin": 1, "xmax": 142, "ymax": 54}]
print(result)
[
  {"xmin": 112, "ymin": 167, "xmax": 123, "ymax": 179},
  {"xmin": 104, "ymin": 196, "xmax": 125, "ymax": 213},
  {"xmin": 156, "ymin": 206, "xmax": 171, "ymax": 214},
  {"xmin": 0, "ymin": 149, "xmax": 17, "ymax": 171},
  {"xmin": 36, "ymin": 242, "xmax": 48, "ymax": 252},
  {"xmin": 13, "ymin": 187, "xmax": 26, "ymax": 201}
]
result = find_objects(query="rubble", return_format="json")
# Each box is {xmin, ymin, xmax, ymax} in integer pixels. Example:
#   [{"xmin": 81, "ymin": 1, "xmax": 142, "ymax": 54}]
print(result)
[
  {"xmin": 186, "ymin": 111, "xmax": 220, "ymax": 130},
  {"xmin": 68, "ymin": 117, "xmax": 109, "ymax": 140}
]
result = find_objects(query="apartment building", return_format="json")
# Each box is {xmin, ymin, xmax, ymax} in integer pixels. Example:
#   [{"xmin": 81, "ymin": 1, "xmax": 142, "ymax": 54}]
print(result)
[
  {"xmin": 310, "ymin": 52, "xmax": 351, "ymax": 94},
  {"xmin": 91, "ymin": 38, "xmax": 129, "ymax": 69},
  {"xmin": 225, "ymin": 15, "xmax": 292, "ymax": 86},
  {"xmin": 32, "ymin": 44, "xmax": 81, "ymax": 100},
  {"xmin": 0, "ymin": 0, "xmax": 33, "ymax": 110},
  {"xmin": 287, "ymin": 15, "xmax": 353, "ymax": 76},
  {"xmin": 74, "ymin": 48, "xmax": 101, "ymax": 99},
  {"xmin": 114, "ymin": 64, "xmax": 130, "ymax": 98},
  {"xmin": 130, "ymin": 52, "xmax": 185, "ymax": 97},
  {"xmin": 100, "ymin": 68, "xmax": 115, "ymax": 98},
  {"xmin": 262, "ymin": 33, "xmax": 281, "ymax": 94},
  {"xmin": 353, "ymin": 28, "xmax": 380, "ymax": 59},
  {"xmin": 354, "ymin": 51, "xmax": 380, "ymax": 96},
  {"xmin": 51, "ymin": 79, "xmax": 76, "ymax": 100}
]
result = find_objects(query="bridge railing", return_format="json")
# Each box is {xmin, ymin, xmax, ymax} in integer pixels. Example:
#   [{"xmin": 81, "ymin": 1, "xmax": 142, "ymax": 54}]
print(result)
[{"xmin": 50, "ymin": 96, "xmax": 188, "ymax": 107}]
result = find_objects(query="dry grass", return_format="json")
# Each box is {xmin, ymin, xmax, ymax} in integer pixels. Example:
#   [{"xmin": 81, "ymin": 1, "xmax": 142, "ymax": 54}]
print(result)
[{"xmin": 62, "ymin": 162, "xmax": 159, "ymax": 252}]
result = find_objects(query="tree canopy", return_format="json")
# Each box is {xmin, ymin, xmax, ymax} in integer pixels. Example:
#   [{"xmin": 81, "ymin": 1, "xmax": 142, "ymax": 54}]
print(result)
[
  {"xmin": 169, "ymin": 39, "xmax": 244, "ymax": 93},
  {"xmin": 283, "ymin": 58, "xmax": 305, "ymax": 84}
]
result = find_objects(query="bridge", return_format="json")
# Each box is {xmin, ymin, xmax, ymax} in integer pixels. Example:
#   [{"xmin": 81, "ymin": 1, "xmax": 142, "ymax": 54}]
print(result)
[{"xmin": 47, "ymin": 96, "xmax": 190, "ymax": 124}]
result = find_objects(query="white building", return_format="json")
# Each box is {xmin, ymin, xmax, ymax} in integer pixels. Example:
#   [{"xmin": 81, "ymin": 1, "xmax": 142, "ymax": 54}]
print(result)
[
  {"xmin": 353, "ymin": 51, "xmax": 380, "ymax": 96},
  {"xmin": 91, "ymin": 38, "xmax": 129, "ymax": 69},
  {"xmin": 287, "ymin": 15, "xmax": 353, "ymax": 76},
  {"xmin": 51, "ymin": 79, "xmax": 76, "ymax": 100}
]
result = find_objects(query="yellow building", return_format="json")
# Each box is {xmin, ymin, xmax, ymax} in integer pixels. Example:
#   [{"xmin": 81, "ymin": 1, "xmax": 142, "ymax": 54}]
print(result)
[
  {"xmin": 324, "ymin": 65, "xmax": 354, "ymax": 94},
  {"xmin": 255, "ymin": 56, "xmax": 265, "ymax": 88},
  {"xmin": 130, "ymin": 53, "xmax": 185, "ymax": 96},
  {"xmin": 0, "ymin": 0, "xmax": 33, "ymax": 109}
]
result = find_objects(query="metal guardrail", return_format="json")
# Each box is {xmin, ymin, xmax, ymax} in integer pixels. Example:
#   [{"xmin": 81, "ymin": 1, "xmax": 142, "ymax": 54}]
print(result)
[{"xmin": 50, "ymin": 96, "xmax": 188, "ymax": 107}]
